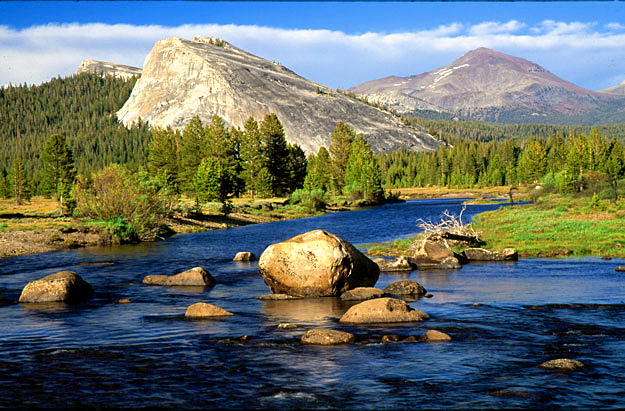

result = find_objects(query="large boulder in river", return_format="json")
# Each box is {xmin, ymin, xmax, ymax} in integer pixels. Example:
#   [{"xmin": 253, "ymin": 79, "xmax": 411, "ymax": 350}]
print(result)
[
  {"xmin": 339, "ymin": 297, "xmax": 429, "ymax": 324},
  {"xmin": 412, "ymin": 240, "xmax": 461, "ymax": 269},
  {"xmin": 463, "ymin": 248, "xmax": 518, "ymax": 261},
  {"xmin": 143, "ymin": 267, "xmax": 216, "ymax": 287},
  {"xmin": 19, "ymin": 271, "xmax": 94, "ymax": 303},
  {"xmin": 258, "ymin": 230, "xmax": 379, "ymax": 297}
]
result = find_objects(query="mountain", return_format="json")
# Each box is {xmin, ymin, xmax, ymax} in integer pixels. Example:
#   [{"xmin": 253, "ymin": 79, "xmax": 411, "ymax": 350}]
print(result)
[
  {"xmin": 76, "ymin": 59, "xmax": 142, "ymax": 80},
  {"xmin": 600, "ymin": 80, "xmax": 625, "ymax": 96},
  {"xmin": 116, "ymin": 37, "xmax": 440, "ymax": 154},
  {"xmin": 349, "ymin": 47, "xmax": 625, "ymax": 125}
]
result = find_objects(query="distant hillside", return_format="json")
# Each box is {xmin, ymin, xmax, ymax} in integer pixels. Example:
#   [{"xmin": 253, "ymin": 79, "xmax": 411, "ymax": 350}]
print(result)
[
  {"xmin": 350, "ymin": 47, "xmax": 625, "ymax": 125},
  {"xmin": 76, "ymin": 59, "xmax": 142, "ymax": 80},
  {"xmin": 0, "ymin": 73, "xmax": 151, "ymax": 190},
  {"xmin": 600, "ymin": 80, "xmax": 625, "ymax": 96},
  {"xmin": 117, "ymin": 36, "xmax": 440, "ymax": 154}
]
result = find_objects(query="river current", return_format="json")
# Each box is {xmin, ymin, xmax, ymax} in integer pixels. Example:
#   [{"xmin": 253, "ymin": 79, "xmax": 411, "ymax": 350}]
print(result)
[{"xmin": 1, "ymin": 199, "xmax": 624, "ymax": 409}]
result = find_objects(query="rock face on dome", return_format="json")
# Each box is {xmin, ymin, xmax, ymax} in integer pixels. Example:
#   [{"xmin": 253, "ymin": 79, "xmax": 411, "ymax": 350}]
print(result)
[
  {"xmin": 76, "ymin": 59, "xmax": 142, "ymax": 80},
  {"xmin": 350, "ymin": 47, "xmax": 625, "ymax": 125},
  {"xmin": 116, "ymin": 36, "xmax": 440, "ymax": 154}
]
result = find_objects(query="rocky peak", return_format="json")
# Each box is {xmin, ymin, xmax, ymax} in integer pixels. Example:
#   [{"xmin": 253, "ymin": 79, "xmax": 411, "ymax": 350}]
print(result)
[
  {"xmin": 76, "ymin": 59, "xmax": 142, "ymax": 80},
  {"xmin": 116, "ymin": 36, "xmax": 439, "ymax": 154},
  {"xmin": 349, "ymin": 47, "xmax": 624, "ymax": 124}
]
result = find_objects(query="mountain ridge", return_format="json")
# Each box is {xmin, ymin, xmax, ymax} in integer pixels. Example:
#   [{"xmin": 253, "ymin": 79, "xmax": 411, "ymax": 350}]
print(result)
[
  {"xmin": 116, "ymin": 36, "xmax": 440, "ymax": 154},
  {"xmin": 349, "ymin": 47, "xmax": 625, "ymax": 125}
]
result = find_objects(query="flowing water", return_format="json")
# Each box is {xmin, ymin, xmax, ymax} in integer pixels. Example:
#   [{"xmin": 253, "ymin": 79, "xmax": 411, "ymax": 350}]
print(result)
[{"xmin": 1, "ymin": 199, "xmax": 624, "ymax": 409}]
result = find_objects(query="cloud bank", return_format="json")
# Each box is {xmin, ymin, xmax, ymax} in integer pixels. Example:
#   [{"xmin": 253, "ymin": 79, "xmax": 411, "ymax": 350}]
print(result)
[{"xmin": 1, "ymin": 20, "xmax": 624, "ymax": 90}]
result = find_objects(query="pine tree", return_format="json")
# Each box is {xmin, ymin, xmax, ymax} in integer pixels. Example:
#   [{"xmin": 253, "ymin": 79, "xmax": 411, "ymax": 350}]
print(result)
[
  {"xmin": 148, "ymin": 126, "xmax": 181, "ymax": 193},
  {"xmin": 259, "ymin": 113, "xmax": 290, "ymax": 196},
  {"xmin": 285, "ymin": 143, "xmax": 307, "ymax": 193},
  {"xmin": 180, "ymin": 115, "xmax": 206, "ymax": 193},
  {"xmin": 605, "ymin": 139, "xmax": 625, "ymax": 203},
  {"xmin": 41, "ymin": 133, "xmax": 76, "ymax": 213},
  {"xmin": 0, "ymin": 168, "xmax": 9, "ymax": 199},
  {"xmin": 329, "ymin": 121, "xmax": 355, "ymax": 194},
  {"xmin": 240, "ymin": 117, "xmax": 264, "ymax": 198},
  {"xmin": 344, "ymin": 135, "xmax": 384, "ymax": 202},
  {"xmin": 11, "ymin": 158, "xmax": 30, "ymax": 205},
  {"xmin": 518, "ymin": 138, "xmax": 548, "ymax": 183},
  {"xmin": 193, "ymin": 157, "xmax": 221, "ymax": 205}
]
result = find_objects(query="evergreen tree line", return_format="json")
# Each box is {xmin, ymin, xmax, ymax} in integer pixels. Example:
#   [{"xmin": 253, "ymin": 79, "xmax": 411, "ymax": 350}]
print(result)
[
  {"xmin": 403, "ymin": 116, "xmax": 625, "ymax": 145},
  {"xmin": 147, "ymin": 113, "xmax": 307, "ymax": 211},
  {"xmin": 299, "ymin": 121, "xmax": 385, "ymax": 205},
  {"xmin": 0, "ymin": 73, "xmax": 151, "ymax": 195},
  {"xmin": 378, "ymin": 129, "xmax": 625, "ymax": 200}
]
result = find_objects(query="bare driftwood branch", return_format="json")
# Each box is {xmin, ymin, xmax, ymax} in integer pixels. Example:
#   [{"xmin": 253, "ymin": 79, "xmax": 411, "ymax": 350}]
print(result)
[{"xmin": 416, "ymin": 206, "xmax": 483, "ymax": 248}]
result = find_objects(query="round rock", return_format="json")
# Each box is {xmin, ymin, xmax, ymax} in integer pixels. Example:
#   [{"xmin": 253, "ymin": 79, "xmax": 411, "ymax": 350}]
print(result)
[
  {"xmin": 185, "ymin": 302, "xmax": 234, "ymax": 318},
  {"xmin": 340, "ymin": 287, "xmax": 384, "ymax": 301},
  {"xmin": 258, "ymin": 229, "xmax": 379, "ymax": 297},
  {"xmin": 339, "ymin": 297, "xmax": 429, "ymax": 324},
  {"xmin": 419, "ymin": 329, "xmax": 452, "ymax": 342},
  {"xmin": 539, "ymin": 358, "xmax": 584, "ymax": 371},
  {"xmin": 19, "ymin": 271, "xmax": 94, "ymax": 303},
  {"xmin": 233, "ymin": 251, "xmax": 256, "ymax": 262},
  {"xmin": 383, "ymin": 280, "xmax": 427, "ymax": 297},
  {"xmin": 143, "ymin": 267, "xmax": 215, "ymax": 287},
  {"xmin": 301, "ymin": 329, "xmax": 355, "ymax": 345}
]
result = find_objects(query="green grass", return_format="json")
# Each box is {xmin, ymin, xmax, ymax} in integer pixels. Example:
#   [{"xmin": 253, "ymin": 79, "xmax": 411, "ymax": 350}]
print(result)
[
  {"xmin": 472, "ymin": 193, "xmax": 625, "ymax": 257},
  {"xmin": 364, "ymin": 237, "xmax": 416, "ymax": 257}
]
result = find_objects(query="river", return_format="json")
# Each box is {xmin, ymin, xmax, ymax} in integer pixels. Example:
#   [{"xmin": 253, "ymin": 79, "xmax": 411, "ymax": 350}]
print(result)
[{"xmin": 1, "ymin": 199, "xmax": 624, "ymax": 409}]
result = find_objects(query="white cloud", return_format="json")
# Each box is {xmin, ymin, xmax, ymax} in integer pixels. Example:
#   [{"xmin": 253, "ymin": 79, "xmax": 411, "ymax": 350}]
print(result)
[{"xmin": 1, "ymin": 20, "xmax": 625, "ymax": 90}]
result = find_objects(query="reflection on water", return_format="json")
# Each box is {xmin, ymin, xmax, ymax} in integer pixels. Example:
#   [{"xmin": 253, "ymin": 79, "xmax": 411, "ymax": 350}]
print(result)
[{"xmin": 1, "ymin": 200, "xmax": 624, "ymax": 409}]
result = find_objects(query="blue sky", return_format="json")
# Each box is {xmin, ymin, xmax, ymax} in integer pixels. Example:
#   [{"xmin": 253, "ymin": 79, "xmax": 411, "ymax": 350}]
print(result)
[{"xmin": 1, "ymin": 1, "xmax": 624, "ymax": 90}]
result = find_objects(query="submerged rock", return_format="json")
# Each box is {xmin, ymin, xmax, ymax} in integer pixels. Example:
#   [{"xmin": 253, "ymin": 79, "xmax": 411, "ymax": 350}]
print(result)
[
  {"xmin": 340, "ymin": 287, "xmax": 384, "ymax": 301},
  {"xmin": 419, "ymin": 329, "xmax": 452, "ymax": 342},
  {"xmin": 258, "ymin": 229, "xmax": 379, "ymax": 297},
  {"xmin": 301, "ymin": 329, "xmax": 355, "ymax": 345},
  {"xmin": 538, "ymin": 358, "xmax": 584, "ymax": 371},
  {"xmin": 463, "ymin": 248, "xmax": 518, "ymax": 261},
  {"xmin": 142, "ymin": 267, "xmax": 216, "ymax": 287},
  {"xmin": 19, "ymin": 271, "xmax": 94, "ymax": 303},
  {"xmin": 185, "ymin": 302, "xmax": 233, "ymax": 318},
  {"xmin": 339, "ymin": 297, "xmax": 429, "ymax": 324},
  {"xmin": 233, "ymin": 251, "xmax": 256, "ymax": 262},
  {"xmin": 383, "ymin": 280, "xmax": 427, "ymax": 298},
  {"xmin": 615, "ymin": 266, "xmax": 625, "ymax": 273},
  {"xmin": 373, "ymin": 256, "xmax": 416, "ymax": 272}
]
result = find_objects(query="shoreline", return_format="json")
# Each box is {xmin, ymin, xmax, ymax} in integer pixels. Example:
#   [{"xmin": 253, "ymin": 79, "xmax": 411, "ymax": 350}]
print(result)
[{"xmin": 0, "ymin": 187, "xmax": 522, "ymax": 259}]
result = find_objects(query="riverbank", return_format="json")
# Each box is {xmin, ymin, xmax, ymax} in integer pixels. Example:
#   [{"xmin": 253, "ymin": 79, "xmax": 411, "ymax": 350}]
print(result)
[
  {"xmin": 473, "ymin": 193, "xmax": 625, "ymax": 258},
  {"xmin": 0, "ymin": 196, "xmax": 315, "ymax": 258}
]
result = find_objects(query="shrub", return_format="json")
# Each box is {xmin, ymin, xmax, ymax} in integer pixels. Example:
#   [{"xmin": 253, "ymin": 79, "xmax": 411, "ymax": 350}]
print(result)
[
  {"xmin": 73, "ymin": 164, "xmax": 172, "ymax": 241},
  {"xmin": 289, "ymin": 189, "xmax": 327, "ymax": 212}
]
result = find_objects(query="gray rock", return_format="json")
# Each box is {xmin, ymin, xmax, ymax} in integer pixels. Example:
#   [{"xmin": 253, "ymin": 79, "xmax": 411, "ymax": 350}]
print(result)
[
  {"xmin": 301, "ymin": 329, "xmax": 355, "ymax": 345},
  {"xmin": 258, "ymin": 230, "xmax": 379, "ymax": 297},
  {"xmin": 233, "ymin": 251, "xmax": 256, "ymax": 262},
  {"xmin": 412, "ymin": 240, "xmax": 461, "ymax": 269},
  {"xmin": 539, "ymin": 358, "xmax": 584, "ymax": 371},
  {"xmin": 142, "ymin": 267, "xmax": 215, "ymax": 287},
  {"xmin": 373, "ymin": 256, "xmax": 416, "ymax": 272},
  {"xmin": 383, "ymin": 280, "xmax": 427, "ymax": 297},
  {"xmin": 19, "ymin": 271, "xmax": 94, "ymax": 303},
  {"xmin": 340, "ymin": 287, "xmax": 385, "ymax": 301},
  {"xmin": 419, "ymin": 329, "xmax": 452, "ymax": 342},
  {"xmin": 463, "ymin": 247, "xmax": 518, "ymax": 261},
  {"xmin": 76, "ymin": 58, "xmax": 142, "ymax": 80},
  {"xmin": 339, "ymin": 297, "xmax": 429, "ymax": 324},
  {"xmin": 185, "ymin": 302, "xmax": 233, "ymax": 318},
  {"xmin": 116, "ymin": 37, "xmax": 440, "ymax": 155}
]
